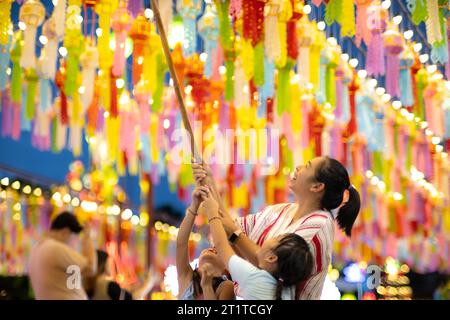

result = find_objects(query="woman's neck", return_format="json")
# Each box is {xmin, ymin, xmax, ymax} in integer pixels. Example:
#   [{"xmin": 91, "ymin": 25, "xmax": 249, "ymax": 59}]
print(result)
[{"xmin": 292, "ymin": 199, "xmax": 322, "ymax": 223}]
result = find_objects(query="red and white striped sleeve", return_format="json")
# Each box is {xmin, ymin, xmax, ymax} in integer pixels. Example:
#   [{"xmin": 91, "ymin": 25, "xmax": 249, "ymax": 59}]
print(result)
[{"xmin": 235, "ymin": 207, "xmax": 268, "ymax": 236}]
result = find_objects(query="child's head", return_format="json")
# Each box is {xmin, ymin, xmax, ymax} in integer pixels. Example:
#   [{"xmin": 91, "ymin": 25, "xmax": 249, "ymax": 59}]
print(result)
[
  {"xmin": 198, "ymin": 247, "xmax": 226, "ymax": 277},
  {"xmin": 256, "ymin": 233, "xmax": 313, "ymax": 299},
  {"xmin": 192, "ymin": 247, "xmax": 228, "ymax": 298}
]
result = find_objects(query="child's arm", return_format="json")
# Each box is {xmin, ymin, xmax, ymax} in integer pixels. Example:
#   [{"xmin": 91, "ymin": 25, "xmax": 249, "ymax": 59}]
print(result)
[
  {"xmin": 198, "ymin": 193, "xmax": 235, "ymax": 265},
  {"xmin": 176, "ymin": 186, "xmax": 209, "ymax": 295}
]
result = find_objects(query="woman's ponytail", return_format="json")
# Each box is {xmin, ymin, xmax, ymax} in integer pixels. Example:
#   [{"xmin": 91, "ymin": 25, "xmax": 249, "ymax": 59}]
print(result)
[
  {"xmin": 314, "ymin": 157, "xmax": 361, "ymax": 237},
  {"xmin": 336, "ymin": 186, "xmax": 361, "ymax": 237}
]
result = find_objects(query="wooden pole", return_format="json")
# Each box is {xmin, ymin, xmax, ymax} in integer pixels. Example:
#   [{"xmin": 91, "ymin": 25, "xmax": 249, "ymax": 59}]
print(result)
[{"xmin": 150, "ymin": 0, "xmax": 202, "ymax": 163}]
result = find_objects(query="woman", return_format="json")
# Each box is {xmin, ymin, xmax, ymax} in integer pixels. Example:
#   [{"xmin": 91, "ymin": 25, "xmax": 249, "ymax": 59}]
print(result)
[
  {"xmin": 85, "ymin": 250, "xmax": 158, "ymax": 300},
  {"xmin": 176, "ymin": 186, "xmax": 235, "ymax": 300},
  {"xmin": 192, "ymin": 156, "xmax": 361, "ymax": 300}
]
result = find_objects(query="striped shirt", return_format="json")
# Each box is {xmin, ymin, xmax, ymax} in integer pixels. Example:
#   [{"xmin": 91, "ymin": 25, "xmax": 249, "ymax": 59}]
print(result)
[{"xmin": 236, "ymin": 203, "xmax": 335, "ymax": 300}]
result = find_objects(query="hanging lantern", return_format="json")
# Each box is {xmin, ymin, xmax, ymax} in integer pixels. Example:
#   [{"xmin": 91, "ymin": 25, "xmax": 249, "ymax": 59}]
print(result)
[
  {"xmin": 186, "ymin": 54, "xmax": 209, "ymax": 108},
  {"xmin": 53, "ymin": 0, "xmax": 66, "ymax": 37},
  {"xmin": 19, "ymin": 0, "xmax": 45, "ymax": 69},
  {"xmin": 197, "ymin": 3, "xmax": 219, "ymax": 79},
  {"xmin": 95, "ymin": 0, "xmax": 118, "ymax": 70},
  {"xmin": 129, "ymin": 14, "xmax": 151, "ymax": 85},
  {"xmin": 63, "ymin": 0, "xmax": 85, "ymax": 98},
  {"xmin": 340, "ymin": 0, "xmax": 355, "ymax": 37},
  {"xmin": 127, "ymin": 0, "xmax": 142, "ymax": 18},
  {"xmin": 366, "ymin": 2, "xmax": 387, "ymax": 77},
  {"xmin": 296, "ymin": 15, "xmax": 313, "ymax": 87},
  {"xmin": 111, "ymin": 2, "xmax": 132, "ymax": 77},
  {"xmin": 275, "ymin": 0, "xmax": 292, "ymax": 68},
  {"xmin": 176, "ymin": 0, "xmax": 202, "ymax": 57},
  {"xmin": 264, "ymin": 0, "xmax": 282, "ymax": 63},
  {"xmin": 0, "ymin": 0, "xmax": 13, "ymax": 46},
  {"xmin": 80, "ymin": 39, "xmax": 99, "ymax": 110},
  {"xmin": 38, "ymin": 17, "xmax": 60, "ymax": 80},
  {"xmin": 355, "ymin": 0, "xmax": 372, "ymax": 47},
  {"xmin": 383, "ymin": 23, "xmax": 404, "ymax": 99},
  {"xmin": 399, "ymin": 44, "xmax": 414, "ymax": 107}
]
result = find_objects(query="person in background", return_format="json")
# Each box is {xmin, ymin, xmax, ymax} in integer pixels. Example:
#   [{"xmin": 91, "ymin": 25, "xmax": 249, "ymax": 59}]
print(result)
[
  {"xmin": 29, "ymin": 211, "xmax": 97, "ymax": 300},
  {"xmin": 85, "ymin": 250, "xmax": 159, "ymax": 300}
]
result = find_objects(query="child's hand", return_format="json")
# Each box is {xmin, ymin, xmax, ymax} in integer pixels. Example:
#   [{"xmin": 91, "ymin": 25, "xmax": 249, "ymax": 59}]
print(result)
[
  {"xmin": 192, "ymin": 162, "xmax": 213, "ymax": 185},
  {"xmin": 200, "ymin": 263, "xmax": 215, "ymax": 288},
  {"xmin": 198, "ymin": 192, "xmax": 219, "ymax": 218},
  {"xmin": 190, "ymin": 186, "xmax": 210, "ymax": 214}
]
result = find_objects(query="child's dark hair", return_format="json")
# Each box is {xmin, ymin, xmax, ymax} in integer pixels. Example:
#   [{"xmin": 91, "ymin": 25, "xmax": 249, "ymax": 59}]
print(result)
[
  {"xmin": 314, "ymin": 156, "xmax": 361, "ymax": 237},
  {"xmin": 273, "ymin": 234, "xmax": 313, "ymax": 300},
  {"xmin": 191, "ymin": 269, "xmax": 229, "ymax": 298}
]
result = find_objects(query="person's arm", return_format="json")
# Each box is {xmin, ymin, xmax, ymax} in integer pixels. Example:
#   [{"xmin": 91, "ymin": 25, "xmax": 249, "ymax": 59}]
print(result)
[
  {"xmin": 198, "ymin": 193, "xmax": 235, "ymax": 265},
  {"xmin": 193, "ymin": 164, "xmax": 267, "ymax": 267},
  {"xmin": 216, "ymin": 281, "xmax": 235, "ymax": 300},
  {"xmin": 131, "ymin": 266, "xmax": 160, "ymax": 300},
  {"xmin": 192, "ymin": 163, "xmax": 228, "ymax": 220},
  {"xmin": 81, "ymin": 224, "xmax": 97, "ymax": 277},
  {"xmin": 176, "ymin": 186, "xmax": 209, "ymax": 294},
  {"xmin": 200, "ymin": 265, "xmax": 217, "ymax": 300}
]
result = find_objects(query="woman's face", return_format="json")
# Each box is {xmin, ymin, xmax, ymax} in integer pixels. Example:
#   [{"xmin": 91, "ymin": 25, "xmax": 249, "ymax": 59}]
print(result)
[
  {"xmin": 288, "ymin": 157, "xmax": 326, "ymax": 198},
  {"xmin": 198, "ymin": 247, "xmax": 226, "ymax": 277}
]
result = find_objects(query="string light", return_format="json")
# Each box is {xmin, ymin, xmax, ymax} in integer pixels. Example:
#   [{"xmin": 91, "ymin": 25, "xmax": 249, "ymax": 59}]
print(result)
[
  {"xmin": 427, "ymin": 65, "xmax": 437, "ymax": 73},
  {"xmin": 163, "ymin": 119, "xmax": 171, "ymax": 129},
  {"xmin": 33, "ymin": 188, "xmax": 42, "ymax": 197},
  {"xmin": 413, "ymin": 43, "xmax": 422, "ymax": 52},
  {"xmin": 71, "ymin": 197, "xmax": 80, "ymax": 207},
  {"xmin": 12, "ymin": 181, "xmax": 20, "ymax": 190},
  {"xmin": 375, "ymin": 87, "xmax": 386, "ymax": 96},
  {"xmin": 393, "ymin": 15, "xmax": 402, "ymax": 25},
  {"xmin": 39, "ymin": 35, "xmax": 48, "ymax": 45},
  {"xmin": 116, "ymin": 78, "xmax": 125, "ymax": 89},
  {"xmin": 18, "ymin": 21, "xmax": 26, "ymax": 31},
  {"xmin": 403, "ymin": 30, "xmax": 414, "ymax": 40},
  {"xmin": 1, "ymin": 177, "xmax": 9, "ymax": 186},
  {"xmin": 23, "ymin": 185, "xmax": 31, "ymax": 194},
  {"xmin": 303, "ymin": 4, "xmax": 312, "ymax": 14},
  {"xmin": 392, "ymin": 101, "xmax": 402, "ymax": 110},
  {"xmin": 317, "ymin": 21, "xmax": 326, "ymax": 31},
  {"xmin": 131, "ymin": 215, "xmax": 140, "ymax": 225},
  {"xmin": 431, "ymin": 136, "xmax": 441, "ymax": 145},
  {"xmin": 419, "ymin": 54, "xmax": 429, "ymax": 63},
  {"xmin": 349, "ymin": 58, "xmax": 358, "ymax": 68},
  {"xmin": 357, "ymin": 70, "xmax": 367, "ymax": 79},
  {"xmin": 144, "ymin": 8, "xmax": 154, "ymax": 20},
  {"xmin": 381, "ymin": 0, "xmax": 391, "ymax": 9},
  {"xmin": 121, "ymin": 209, "xmax": 133, "ymax": 220},
  {"xmin": 58, "ymin": 47, "xmax": 68, "ymax": 57},
  {"xmin": 199, "ymin": 52, "xmax": 208, "ymax": 62}
]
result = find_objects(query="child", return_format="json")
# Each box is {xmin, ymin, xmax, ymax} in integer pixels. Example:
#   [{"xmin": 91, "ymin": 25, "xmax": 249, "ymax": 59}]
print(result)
[
  {"xmin": 176, "ymin": 186, "xmax": 235, "ymax": 300},
  {"xmin": 198, "ymin": 190, "xmax": 313, "ymax": 300}
]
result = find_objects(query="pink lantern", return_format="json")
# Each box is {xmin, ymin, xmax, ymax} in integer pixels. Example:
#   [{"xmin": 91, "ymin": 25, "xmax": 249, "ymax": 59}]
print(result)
[
  {"xmin": 366, "ymin": 3, "xmax": 387, "ymax": 77},
  {"xmin": 383, "ymin": 23, "xmax": 404, "ymax": 98}
]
